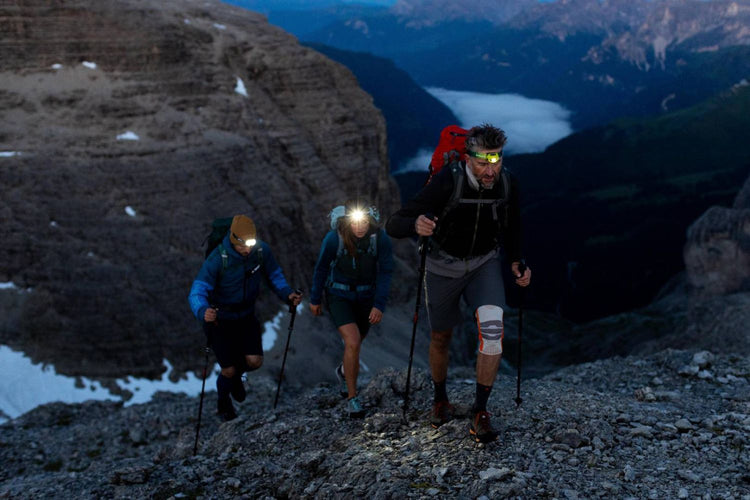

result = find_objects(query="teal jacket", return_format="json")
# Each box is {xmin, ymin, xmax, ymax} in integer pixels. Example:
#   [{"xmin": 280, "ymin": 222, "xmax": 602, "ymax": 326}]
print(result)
[{"xmin": 310, "ymin": 228, "xmax": 394, "ymax": 312}]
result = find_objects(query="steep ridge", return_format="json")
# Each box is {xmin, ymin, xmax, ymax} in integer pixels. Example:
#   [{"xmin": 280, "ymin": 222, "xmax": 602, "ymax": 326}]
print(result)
[{"xmin": 0, "ymin": 0, "xmax": 402, "ymax": 380}]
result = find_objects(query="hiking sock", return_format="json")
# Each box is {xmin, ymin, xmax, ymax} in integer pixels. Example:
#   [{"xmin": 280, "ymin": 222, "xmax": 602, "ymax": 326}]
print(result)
[
  {"xmin": 230, "ymin": 374, "xmax": 247, "ymax": 402},
  {"xmin": 217, "ymin": 374, "xmax": 232, "ymax": 403},
  {"xmin": 433, "ymin": 380, "xmax": 448, "ymax": 403},
  {"xmin": 473, "ymin": 383, "xmax": 493, "ymax": 413}
]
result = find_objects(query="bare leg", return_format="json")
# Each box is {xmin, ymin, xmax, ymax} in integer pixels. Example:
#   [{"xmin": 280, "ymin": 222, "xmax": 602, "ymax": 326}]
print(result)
[
  {"xmin": 244, "ymin": 354, "xmax": 263, "ymax": 371},
  {"xmin": 476, "ymin": 353, "xmax": 501, "ymax": 386},
  {"xmin": 338, "ymin": 323, "xmax": 362, "ymax": 398},
  {"xmin": 429, "ymin": 329, "xmax": 453, "ymax": 383}
]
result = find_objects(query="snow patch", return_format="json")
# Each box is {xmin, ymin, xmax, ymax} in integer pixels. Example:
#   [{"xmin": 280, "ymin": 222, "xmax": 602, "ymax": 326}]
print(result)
[
  {"xmin": 51, "ymin": 63, "xmax": 63, "ymax": 70},
  {"xmin": 0, "ymin": 346, "xmax": 214, "ymax": 424},
  {"xmin": 0, "ymin": 308, "xmax": 300, "ymax": 423},
  {"xmin": 82, "ymin": 61, "xmax": 97, "ymax": 70},
  {"xmin": 0, "ymin": 151, "xmax": 20, "ymax": 157},
  {"xmin": 0, "ymin": 282, "xmax": 17, "ymax": 290},
  {"xmin": 262, "ymin": 303, "xmax": 303, "ymax": 352},
  {"xmin": 50, "ymin": 221, "xmax": 58, "ymax": 227},
  {"xmin": 213, "ymin": 23, "xmax": 226, "ymax": 30},
  {"xmin": 235, "ymin": 77, "xmax": 248, "ymax": 97},
  {"xmin": 125, "ymin": 206, "xmax": 137, "ymax": 217},
  {"xmin": 116, "ymin": 131, "xmax": 140, "ymax": 141}
]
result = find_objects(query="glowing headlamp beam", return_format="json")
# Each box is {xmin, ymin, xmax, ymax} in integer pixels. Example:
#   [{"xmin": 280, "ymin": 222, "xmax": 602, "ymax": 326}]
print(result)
[{"xmin": 349, "ymin": 209, "xmax": 366, "ymax": 223}]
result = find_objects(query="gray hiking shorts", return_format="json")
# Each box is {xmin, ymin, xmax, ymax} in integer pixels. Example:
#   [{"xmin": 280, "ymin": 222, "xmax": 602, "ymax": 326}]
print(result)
[{"xmin": 424, "ymin": 252, "xmax": 506, "ymax": 331}]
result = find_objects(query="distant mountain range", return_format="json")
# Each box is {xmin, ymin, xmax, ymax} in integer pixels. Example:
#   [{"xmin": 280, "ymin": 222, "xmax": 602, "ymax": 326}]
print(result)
[{"xmin": 252, "ymin": 0, "xmax": 750, "ymax": 129}]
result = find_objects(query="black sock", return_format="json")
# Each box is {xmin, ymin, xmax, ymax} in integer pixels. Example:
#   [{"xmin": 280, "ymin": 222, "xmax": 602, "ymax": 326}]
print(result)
[
  {"xmin": 216, "ymin": 374, "xmax": 232, "ymax": 401},
  {"xmin": 473, "ymin": 383, "xmax": 492, "ymax": 413},
  {"xmin": 433, "ymin": 380, "xmax": 448, "ymax": 403}
]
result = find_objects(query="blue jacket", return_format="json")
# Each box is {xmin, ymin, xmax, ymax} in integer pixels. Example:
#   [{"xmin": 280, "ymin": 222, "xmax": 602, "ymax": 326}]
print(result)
[
  {"xmin": 310, "ymin": 228, "xmax": 394, "ymax": 312},
  {"xmin": 188, "ymin": 234, "xmax": 294, "ymax": 321}
]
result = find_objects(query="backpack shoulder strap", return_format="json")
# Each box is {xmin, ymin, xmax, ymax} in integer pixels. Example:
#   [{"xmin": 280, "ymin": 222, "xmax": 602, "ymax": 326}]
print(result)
[
  {"xmin": 327, "ymin": 231, "xmax": 346, "ymax": 284},
  {"xmin": 438, "ymin": 162, "xmax": 465, "ymax": 221},
  {"xmin": 368, "ymin": 232, "xmax": 378, "ymax": 256},
  {"xmin": 218, "ymin": 243, "xmax": 228, "ymax": 273}
]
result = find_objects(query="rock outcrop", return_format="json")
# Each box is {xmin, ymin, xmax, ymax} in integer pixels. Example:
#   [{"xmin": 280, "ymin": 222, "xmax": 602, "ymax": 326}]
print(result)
[
  {"xmin": 0, "ymin": 0, "xmax": 405, "ymax": 381},
  {"xmin": 1, "ymin": 349, "xmax": 748, "ymax": 498},
  {"xmin": 684, "ymin": 174, "xmax": 750, "ymax": 295}
]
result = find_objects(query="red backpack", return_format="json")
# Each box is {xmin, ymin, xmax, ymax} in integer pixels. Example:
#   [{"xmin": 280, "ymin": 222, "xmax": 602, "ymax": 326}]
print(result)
[
  {"xmin": 425, "ymin": 124, "xmax": 511, "ymax": 229},
  {"xmin": 426, "ymin": 125, "xmax": 469, "ymax": 184}
]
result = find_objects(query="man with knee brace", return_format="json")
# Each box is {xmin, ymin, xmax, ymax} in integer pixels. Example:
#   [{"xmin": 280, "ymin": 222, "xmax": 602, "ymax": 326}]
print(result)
[
  {"xmin": 189, "ymin": 215, "xmax": 302, "ymax": 421},
  {"xmin": 387, "ymin": 123, "xmax": 531, "ymax": 442}
]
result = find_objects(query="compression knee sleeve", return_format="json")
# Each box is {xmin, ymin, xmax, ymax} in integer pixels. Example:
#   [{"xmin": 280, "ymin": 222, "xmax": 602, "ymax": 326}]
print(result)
[{"xmin": 476, "ymin": 305, "xmax": 503, "ymax": 356}]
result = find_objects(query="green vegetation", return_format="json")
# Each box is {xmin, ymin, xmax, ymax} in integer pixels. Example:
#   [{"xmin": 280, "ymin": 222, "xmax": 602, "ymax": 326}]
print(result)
[{"xmin": 509, "ymin": 83, "xmax": 750, "ymax": 321}]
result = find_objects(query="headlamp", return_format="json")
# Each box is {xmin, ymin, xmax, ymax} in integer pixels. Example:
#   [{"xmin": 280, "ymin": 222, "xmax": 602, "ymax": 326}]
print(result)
[
  {"xmin": 232, "ymin": 233, "xmax": 256, "ymax": 247},
  {"xmin": 348, "ymin": 209, "xmax": 366, "ymax": 223},
  {"xmin": 468, "ymin": 150, "xmax": 502, "ymax": 163}
]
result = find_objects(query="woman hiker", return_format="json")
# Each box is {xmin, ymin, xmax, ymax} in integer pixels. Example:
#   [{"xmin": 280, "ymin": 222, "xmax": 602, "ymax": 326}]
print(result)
[{"xmin": 309, "ymin": 200, "xmax": 394, "ymax": 418}]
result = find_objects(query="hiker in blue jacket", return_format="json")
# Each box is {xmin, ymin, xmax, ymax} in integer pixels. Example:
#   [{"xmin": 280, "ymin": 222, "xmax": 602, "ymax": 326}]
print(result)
[
  {"xmin": 189, "ymin": 214, "xmax": 302, "ymax": 421},
  {"xmin": 309, "ymin": 200, "xmax": 394, "ymax": 418}
]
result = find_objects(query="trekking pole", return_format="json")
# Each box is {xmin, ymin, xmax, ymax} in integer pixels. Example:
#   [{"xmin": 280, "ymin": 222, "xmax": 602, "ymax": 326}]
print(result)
[
  {"xmin": 273, "ymin": 289, "xmax": 303, "ymax": 409},
  {"xmin": 514, "ymin": 262, "xmax": 527, "ymax": 407},
  {"xmin": 193, "ymin": 310, "xmax": 216, "ymax": 456},
  {"xmin": 403, "ymin": 215, "xmax": 432, "ymax": 417}
]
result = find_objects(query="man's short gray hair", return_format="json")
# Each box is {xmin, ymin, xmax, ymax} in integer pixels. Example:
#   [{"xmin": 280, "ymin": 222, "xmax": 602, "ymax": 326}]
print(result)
[{"xmin": 465, "ymin": 123, "xmax": 507, "ymax": 151}]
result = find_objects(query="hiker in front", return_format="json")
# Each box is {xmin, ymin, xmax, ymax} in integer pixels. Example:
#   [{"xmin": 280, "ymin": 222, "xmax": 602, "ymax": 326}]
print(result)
[
  {"xmin": 188, "ymin": 215, "xmax": 302, "ymax": 421},
  {"xmin": 309, "ymin": 200, "xmax": 394, "ymax": 418},
  {"xmin": 386, "ymin": 124, "xmax": 531, "ymax": 443}
]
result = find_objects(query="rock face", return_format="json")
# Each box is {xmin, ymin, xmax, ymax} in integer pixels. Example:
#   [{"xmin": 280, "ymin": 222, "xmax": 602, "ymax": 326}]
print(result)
[
  {"xmin": 0, "ymin": 0, "xmax": 402, "ymax": 380},
  {"xmin": 627, "ymin": 171, "xmax": 750, "ymax": 357},
  {"xmin": 1, "ymin": 349, "xmax": 748, "ymax": 498},
  {"xmin": 684, "ymin": 174, "xmax": 750, "ymax": 296}
]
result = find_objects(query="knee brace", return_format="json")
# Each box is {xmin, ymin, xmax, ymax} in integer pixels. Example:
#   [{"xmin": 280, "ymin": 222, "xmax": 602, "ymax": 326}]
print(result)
[{"xmin": 476, "ymin": 305, "xmax": 504, "ymax": 356}]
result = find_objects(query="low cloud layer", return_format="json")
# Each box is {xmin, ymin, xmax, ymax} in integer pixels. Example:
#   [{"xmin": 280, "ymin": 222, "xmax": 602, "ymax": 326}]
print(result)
[{"xmin": 399, "ymin": 88, "xmax": 572, "ymax": 173}]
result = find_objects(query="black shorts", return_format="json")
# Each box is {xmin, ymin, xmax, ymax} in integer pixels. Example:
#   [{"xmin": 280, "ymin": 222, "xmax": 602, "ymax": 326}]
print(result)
[
  {"xmin": 203, "ymin": 314, "xmax": 263, "ymax": 368},
  {"xmin": 325, "ymin": 292, "xmax": 374, "ymax": 337}
]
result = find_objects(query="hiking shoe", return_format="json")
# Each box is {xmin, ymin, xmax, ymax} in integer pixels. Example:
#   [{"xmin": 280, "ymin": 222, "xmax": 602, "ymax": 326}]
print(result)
[
  {"xmin": 335, "ymin": 363, "xmax": 348, "ymax": 398},
  {"xmin": 347, "ymin": 396, "xmax": 366, "ymax": 419},
  {"xmin": 469, "ymin": 411, "xmax": 498, "ymax": 443},
  {"xmin": 430, "ymin": 401, "xmax": 456, "ymax": 429},
  {"xmin": 230, "ymin": 376, "xmax": 246, "ymax": 403},
  {"xmin": 217, "ymin": 398, "xmax": 237, "ymax": 422}
]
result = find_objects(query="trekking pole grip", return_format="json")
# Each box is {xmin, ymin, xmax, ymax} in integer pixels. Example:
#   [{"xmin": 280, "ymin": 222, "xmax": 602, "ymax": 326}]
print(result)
[{"xmin": 288, "ymin": 288, "xmax": 303, "ymax": 314}]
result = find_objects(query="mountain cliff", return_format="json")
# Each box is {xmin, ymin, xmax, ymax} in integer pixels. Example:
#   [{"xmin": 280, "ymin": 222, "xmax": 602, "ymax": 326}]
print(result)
[{"xmin": 0, "ymin": 0, "xmax": 403, "ymax": 381}]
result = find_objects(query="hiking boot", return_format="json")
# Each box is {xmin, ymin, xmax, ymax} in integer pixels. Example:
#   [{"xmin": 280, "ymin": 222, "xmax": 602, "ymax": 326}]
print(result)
[
  {"xmin": 217, "ymin": 398, "xmax": 237, "ymax": 422},
  {"xmin": 347, "ymin": 396, "xmax": 366, "ymax": 419},
  {"xmin": 430, "ymin": 400, "xmax": 456, "ymax": 429},
  {"xmin": 334, "ymin": 363, "xmax": 348, "ymax": 398},
  {"xmin": 469, "ymin": 411, "xmax": 498, "ymax": 443},
  {"xmin": 230, "ymin": 375, "xmax": 246, "ymax": 403}
]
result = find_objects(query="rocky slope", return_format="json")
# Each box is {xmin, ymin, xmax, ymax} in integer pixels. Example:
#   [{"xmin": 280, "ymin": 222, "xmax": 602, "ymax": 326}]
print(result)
[
  {"xmin": 1, "ymin": 349, "xmax": 748, "ymax": 498},
  {"xmin": 0, "ymin": 0, "xmax": 405, "ymax": 381}
]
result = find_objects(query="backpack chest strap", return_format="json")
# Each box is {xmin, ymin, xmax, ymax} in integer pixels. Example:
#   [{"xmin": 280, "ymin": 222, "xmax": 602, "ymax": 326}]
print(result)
[{"xmin": 328, "ymin": 282, "xmax": 374, "ymax": 292}]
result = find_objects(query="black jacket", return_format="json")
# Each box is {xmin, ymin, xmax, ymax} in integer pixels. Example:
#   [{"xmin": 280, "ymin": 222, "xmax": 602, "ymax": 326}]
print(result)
[{"xmin": 386, "ymin": 163, "xmax": 523, "ymax": 262}]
